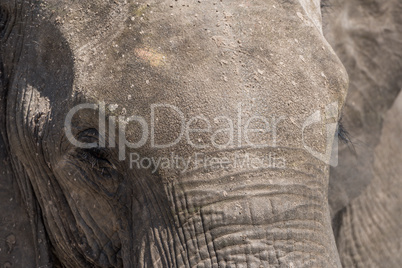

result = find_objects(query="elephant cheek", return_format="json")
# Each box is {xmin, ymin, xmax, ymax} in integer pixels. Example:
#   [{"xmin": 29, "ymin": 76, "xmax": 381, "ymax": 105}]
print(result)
[{"xmin": 35, "ymin": 162, "xmax": 123, "ymax": 266}]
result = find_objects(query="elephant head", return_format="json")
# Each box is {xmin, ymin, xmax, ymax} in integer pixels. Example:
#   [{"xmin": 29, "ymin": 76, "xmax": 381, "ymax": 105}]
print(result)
[{"xmin": 0, "ymin": 0, "xmax": 349, "ymax": 267}]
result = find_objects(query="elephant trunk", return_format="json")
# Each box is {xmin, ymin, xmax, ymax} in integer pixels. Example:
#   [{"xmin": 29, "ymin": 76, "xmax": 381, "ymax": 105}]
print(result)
[{"xmin": 125, "ymin": 149, "xmax": 341, "ymax": 267}]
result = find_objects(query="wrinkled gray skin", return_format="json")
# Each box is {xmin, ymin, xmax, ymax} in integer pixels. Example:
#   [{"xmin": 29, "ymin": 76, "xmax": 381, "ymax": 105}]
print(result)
[
  {"xmin": 0, "ymin": 0, "xmax": 400, "ymax": 267},
  {"xmin": 324, "ymin": 0, "xmax": 402, "ymax": 267}
]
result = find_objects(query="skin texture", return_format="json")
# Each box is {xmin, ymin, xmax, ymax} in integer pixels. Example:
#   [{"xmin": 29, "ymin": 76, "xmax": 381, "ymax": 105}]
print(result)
[
  {"xmin": 324, "ymin": 0, "xmax": 402, "ymax": 217},
  {"xmin": 322, "ymin": 0, "xmax": 402, "ymax": 266},
  {"xmin": 336, "ymin": 92, "xmax": 402, "ymax": 267},
  {"xmin": 2, "ymin": 0, "xmax": 400, "ymax": 267},
  {"xmin": 1, "ymin": 0, "xmax": 349, "ymax": 267}
]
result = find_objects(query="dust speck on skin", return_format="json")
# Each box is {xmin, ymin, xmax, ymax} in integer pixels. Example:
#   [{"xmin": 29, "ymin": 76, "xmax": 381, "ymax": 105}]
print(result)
[
  {"xmin": 297, "ymin": 12, "xmax": 304, "ymax": 21},
  {"xmin": 109, "ymin": 104, "xmax": 119, "ymax": 111},
  {"xmin": 6, "ymin": 234, "xmax": 16, "ymax": 253}
]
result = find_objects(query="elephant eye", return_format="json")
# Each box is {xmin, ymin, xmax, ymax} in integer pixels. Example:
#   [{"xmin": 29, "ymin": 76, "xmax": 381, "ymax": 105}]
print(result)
[
  {"xmin": 76, "ymin": 128, "xmax": 100, "ymax": 144},
  {"xmin": 80, "ymin": 147, "xmax": 111, "ymax": 166},
  {"xmin": 78, "ymin": 147, "xmax": 116, "ymax": 177},
  {"xmin": 66, "ymin": 128, "xmax": 122, "ymax": 195},
  {"xmin": 73, "ymin": 128, "xmax": 117, "ymax": 177}
]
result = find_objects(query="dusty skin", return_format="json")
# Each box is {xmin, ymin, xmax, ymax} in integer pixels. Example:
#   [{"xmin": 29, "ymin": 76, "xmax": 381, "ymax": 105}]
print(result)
[{"xmin": 0, "ymin": 0, "xmax": 401, "ymax": 267}]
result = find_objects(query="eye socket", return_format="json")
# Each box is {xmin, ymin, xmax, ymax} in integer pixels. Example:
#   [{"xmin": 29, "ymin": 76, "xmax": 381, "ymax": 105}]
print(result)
[
  {"xmin": 80, "ymin": 147, "xmax": 111, "ymax": 166},
  {"xmin": 78, "ymin": 146, "xmax": 116, "ymax": 176},
  {"xmin": 64, "ymin": 128, "xmax": 123, "ymax": 196},
  {"xmin": 76, "ymin": 128, "xmax": 100, "ymax": 144},
  {"xmin": 73, "ymin": 128, "xmax": 117, "ymax": 177}
]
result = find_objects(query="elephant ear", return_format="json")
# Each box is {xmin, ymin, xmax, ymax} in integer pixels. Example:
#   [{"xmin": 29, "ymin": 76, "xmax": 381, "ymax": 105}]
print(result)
[
  {"xmin": 0, "ymin": 1, "xmax": 54, "ymax": 267},
  {"xmin": 323, "ymin": 0, "xmax": 402, "ymax": 216}
]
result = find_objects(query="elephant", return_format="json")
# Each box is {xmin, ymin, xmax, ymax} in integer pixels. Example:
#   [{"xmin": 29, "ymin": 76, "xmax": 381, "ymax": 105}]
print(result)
[
  {"xmin": 323, "ymin": 0, "xmax": 402, "ymax": 266},
  {"xmin": 0, "ymin": 0, "xmax": 400, "ymax": 267}
]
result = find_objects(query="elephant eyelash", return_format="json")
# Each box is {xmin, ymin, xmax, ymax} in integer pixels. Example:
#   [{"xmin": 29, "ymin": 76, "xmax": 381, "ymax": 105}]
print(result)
[
  {"xmin": 337, "ymin": 117, "xmax": 356, "ymax": 154},
  {"xmin": 79, "ymin": 147, "xmax": 113, "ymax": 171},
  {"xmin": 76, "ymin": 128, "xmax": 100, "ymax": 144}
]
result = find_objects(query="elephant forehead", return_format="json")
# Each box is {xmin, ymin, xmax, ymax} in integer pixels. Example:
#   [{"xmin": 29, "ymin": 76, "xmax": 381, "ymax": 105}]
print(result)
[
  {"xmin": 24, "ymin": 0, "xmax": 347, "ymax": 154},
  {"xmin": 15, "ymin": 0, "xmax": 348, "ymax": 155},
  {"xmin": 41, "ymin": 0, "xmax": 346, "ymax": 109},
  {"xmin": 43, "ymin": 0, "xmax": 324, "ymax": 49}
]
